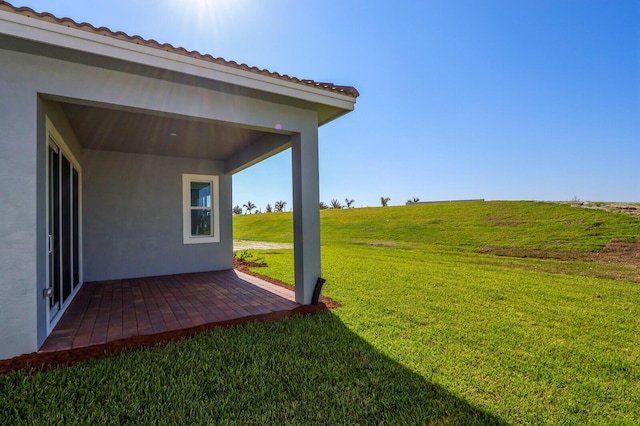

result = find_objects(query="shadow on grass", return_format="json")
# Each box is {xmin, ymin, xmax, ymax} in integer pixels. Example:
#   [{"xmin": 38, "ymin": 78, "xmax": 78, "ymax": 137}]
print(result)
[{"xmin": 0, "ymin": 312, "xmax": 505, "ymax": 424}]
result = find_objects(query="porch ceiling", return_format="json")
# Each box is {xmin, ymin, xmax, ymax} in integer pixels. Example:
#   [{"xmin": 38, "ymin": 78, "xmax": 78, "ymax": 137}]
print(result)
[{"xmin": 60, "ymin": 102, "xmax": 274, "ymax": 162}]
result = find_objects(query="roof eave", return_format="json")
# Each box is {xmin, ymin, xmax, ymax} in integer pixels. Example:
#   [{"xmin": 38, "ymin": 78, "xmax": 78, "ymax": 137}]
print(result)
[{"xmin": 0, "ymin": 8, "xmax": 357, "ymax": 114}]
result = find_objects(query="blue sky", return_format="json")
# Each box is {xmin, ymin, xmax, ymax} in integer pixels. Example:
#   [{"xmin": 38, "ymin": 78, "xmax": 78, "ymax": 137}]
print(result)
[{"xmin": 23, "ymin": 0, "xmax": 639, "ymax": 207}]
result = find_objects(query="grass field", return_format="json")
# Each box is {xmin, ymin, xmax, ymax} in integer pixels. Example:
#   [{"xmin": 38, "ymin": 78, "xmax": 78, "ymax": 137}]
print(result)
[{"xmin": 1, "ymin": 201, "xmax": 639, "ymax": 424}]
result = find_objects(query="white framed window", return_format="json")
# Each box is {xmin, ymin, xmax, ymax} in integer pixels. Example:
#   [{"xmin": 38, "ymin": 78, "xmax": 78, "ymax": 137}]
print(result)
[{"xmin": 182, "ymin": 174, "xmax": 220, "ymax": 244}]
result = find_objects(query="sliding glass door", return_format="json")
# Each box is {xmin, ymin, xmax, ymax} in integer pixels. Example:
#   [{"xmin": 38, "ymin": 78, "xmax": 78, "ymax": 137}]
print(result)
[{"xmin": 47, "ymin": 139, "xmax": 81, "ymax": 323}]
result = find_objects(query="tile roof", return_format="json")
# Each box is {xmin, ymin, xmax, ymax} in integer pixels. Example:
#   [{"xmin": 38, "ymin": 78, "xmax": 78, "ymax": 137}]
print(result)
[{"xmin": 0, "ymin": 1, "xmax": 359, "ymax": 98}]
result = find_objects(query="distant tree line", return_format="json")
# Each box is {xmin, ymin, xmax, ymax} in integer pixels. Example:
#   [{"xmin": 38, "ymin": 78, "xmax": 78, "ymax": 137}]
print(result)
[
  {"xmin": 233, "ymin": 200, "xmax": 288, "ymax": 214},
  {"xmin": 233, "ymin": 198, "xmax": 358, "ymax": 214},
  {"xmin": 232, "ymin": 196, "xmax": 423, "ymax": 213},
  {"xmin": 406, "ymin": 197, "xmax": 420, "ymax": 205}
]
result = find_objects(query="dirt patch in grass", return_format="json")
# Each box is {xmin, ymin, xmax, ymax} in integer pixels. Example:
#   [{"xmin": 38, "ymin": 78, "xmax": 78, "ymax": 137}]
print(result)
[
  {"xmin": 484, "ymin": 216, "xmax": 525, "ymax": 227},
  {"xmin": 480, "ymin": 241, "xmax": 640, "ymax": 283},
  {"xmin": 480, "ymin": 241, "xmax": 640, "ymax": 264},
  {"xmin": 596, "ymin": 240, "xmax": 640, "ymax": 263},
  {"xmin": 233, "ymin": 240, "xmax": 293, "ymax": 250},
  {"xmin": 367, "ymin": 241, "xmax": 401, "ymax": 247},
  {"xmin": 563, "ymin": 201, "xmax": 640, "ymax": 217}
]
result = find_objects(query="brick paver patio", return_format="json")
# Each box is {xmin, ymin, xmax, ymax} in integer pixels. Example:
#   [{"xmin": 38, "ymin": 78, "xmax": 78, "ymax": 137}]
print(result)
[{"xmin": 40, "ymin": 269, "xmax": 300, "ymax": 352}]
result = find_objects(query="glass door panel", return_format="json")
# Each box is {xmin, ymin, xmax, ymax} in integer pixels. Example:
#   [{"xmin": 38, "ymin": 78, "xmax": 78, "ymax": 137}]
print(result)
[
  {"xmin": 73, "ymin": 168, "xmax": 79, "ymax": 291},
  {"xmin": 61, "ymin": 155, "xmax": 72, "ymax": 301},
  {"xmin": 48, "ymin": 145, "xmax": 61, "ymax": 316},
  {"xmin": 47, "ymin": 143, "xmax": 81, "ymax": 323}
]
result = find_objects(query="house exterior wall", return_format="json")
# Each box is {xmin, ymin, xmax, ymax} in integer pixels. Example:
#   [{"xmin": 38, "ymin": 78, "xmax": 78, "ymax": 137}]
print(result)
[
  {"xmin": 0, "ymin": 51, "xmax": 39, "ymax": 360},
  {"xmin": 42, "ymin": 100, "xmax": 84, "ymax": 158},
  {"xmin": 82, "ymin": 150, "xmax": 232, "ymax": 281}
]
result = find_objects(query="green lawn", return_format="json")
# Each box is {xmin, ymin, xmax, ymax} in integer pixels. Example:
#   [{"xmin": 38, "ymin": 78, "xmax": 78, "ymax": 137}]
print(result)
[
  {"xmin": 238, "ymin": 201, "xmax": 639, "ymax": 252},
  {"xmin": 1, "ymin": 201, "xmax": 639, "ymax": 424}
]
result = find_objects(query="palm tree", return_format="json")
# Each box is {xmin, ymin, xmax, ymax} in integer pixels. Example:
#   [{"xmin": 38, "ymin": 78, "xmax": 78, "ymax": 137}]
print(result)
[
  {"xmin": 345, "ymin": 198, "xmax": 355, "ymax": 208},
  {"xmin": 319, "ymin": 201, "xmax": 329, "ymax": 210},
  {"xmin": 380, "ymin": 196, "xmax": 391, "ymax": 207},
  {"xmin": 243, "ymin": 201, "xmax": 256, "ymax": 214},
  {"xmin": 330, "ymin": 199, "xmax": 343, "ymax": 209},
  {"xmin": 406, "ymin": 197, "xmax": 420, "ymax": 205},
  {"xmin": 275, "ymin": 200, "xmax": 286, "ymax": 212}
]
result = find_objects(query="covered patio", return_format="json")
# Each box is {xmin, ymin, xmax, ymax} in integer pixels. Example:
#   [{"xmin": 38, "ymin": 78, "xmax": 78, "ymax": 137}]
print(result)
[
  {"xmin": 0, "ymin": 270, "xmax": 327, "ymax": 373},
  {"xmin": 0, "ymin": 270, "xmax": 326, "ymax": 372},
  {"xmin": 0, "ymin": 3, "xmax": 357, "ymax": 362},
  {"xmin": 39, "ymin": 270, "xmax": 316, "ymax": 353}
]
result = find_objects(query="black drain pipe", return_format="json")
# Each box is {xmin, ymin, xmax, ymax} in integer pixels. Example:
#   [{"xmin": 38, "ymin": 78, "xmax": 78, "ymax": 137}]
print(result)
[{"xmin": 311, "ymin": 277, "xmax": 326, "ymax": 305}]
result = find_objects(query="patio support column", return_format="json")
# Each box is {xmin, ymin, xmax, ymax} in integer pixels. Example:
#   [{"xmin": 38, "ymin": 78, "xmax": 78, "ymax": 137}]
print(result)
[{"xmin": 291, "ymin": 130, "xmax": 321, "ymax": 305}]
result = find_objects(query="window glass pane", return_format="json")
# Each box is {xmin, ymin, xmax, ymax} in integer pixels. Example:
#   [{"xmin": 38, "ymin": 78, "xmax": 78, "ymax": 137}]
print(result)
[
  {"xmin": 183, "ymin": 174, "xmax": 219, "ymax": 244},
  {"xmin": 191, "ymin": 209, "xmax": 211, "ymax": 236},
  {"xmin": 190, "ymin": 182, "xmax": 211, "ymax": 207}
]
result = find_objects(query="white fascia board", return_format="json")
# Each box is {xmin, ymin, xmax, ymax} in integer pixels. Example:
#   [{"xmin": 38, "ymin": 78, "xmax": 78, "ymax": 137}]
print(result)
[{"xmin": 0, "ymin": 11, "xmax": 356, "ymax": 111}]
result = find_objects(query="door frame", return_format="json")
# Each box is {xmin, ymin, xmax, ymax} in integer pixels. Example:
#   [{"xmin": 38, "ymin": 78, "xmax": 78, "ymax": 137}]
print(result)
[{"xmin": 45, "ymin": 116, "xmax": 83, "ymax": 334}]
